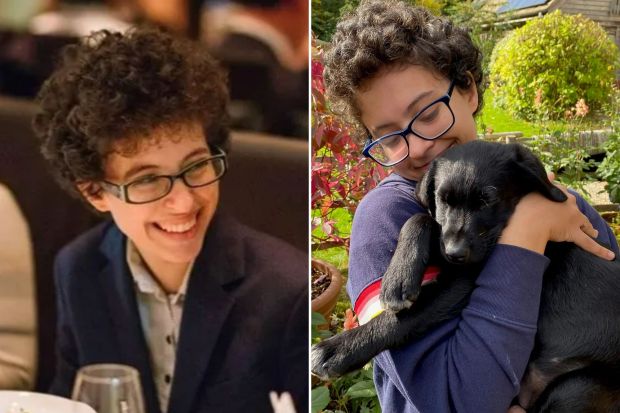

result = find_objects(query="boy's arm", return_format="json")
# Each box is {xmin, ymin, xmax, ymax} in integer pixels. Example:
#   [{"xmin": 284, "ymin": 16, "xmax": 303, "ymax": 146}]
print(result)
[
  {"xmin": 349, "ymin": 187, "xmax": 546, "ymax": 412},
  {"xmin": 349, "ymin": 188, "xmax": 617, "ymax": 412}
]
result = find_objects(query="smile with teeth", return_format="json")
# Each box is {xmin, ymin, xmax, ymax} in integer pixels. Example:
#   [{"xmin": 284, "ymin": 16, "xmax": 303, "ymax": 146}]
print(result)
[{"xmin": 157, "ymin": 217, "xmax": 197, "ymax": 233}]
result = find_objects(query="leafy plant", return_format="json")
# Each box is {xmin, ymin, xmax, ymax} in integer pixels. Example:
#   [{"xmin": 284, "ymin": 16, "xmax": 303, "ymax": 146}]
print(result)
[
  {"xmin": 598, "ymin": 133, "xmax": 620, "ymax": 204},
  {"xmin": 311, "ymin": 39, "xmax": 388, "ymax": 250},
  {"xmin": 312, "ymin": 310, "xmax": 380, "ymax": 413},
  {"xmin": 525, "ymin": 99, "xmax": 599, "ymax": 198},
  {"xmin": 442, "ymin": 0, "xmax": 503, "ymax": 78},
  {"xmin": 489, "ymin": 11, "xmax": 619, "ymax": 122},
  {"xmin": 597, "ymin": 89, "xmax": 620, "ymax": 204},
  {"xmin": 312, "ymin": 312, "xmax": 335, "ymax": 343}
]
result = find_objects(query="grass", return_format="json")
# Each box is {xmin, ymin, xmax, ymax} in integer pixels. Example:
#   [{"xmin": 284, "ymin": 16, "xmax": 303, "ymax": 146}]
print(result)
[
  {"xmin": 312, "ymin": 207, "xmax": 353, "ymax": 271},
  {"xmin": 477, "ymin": 90, "xmax": 607, "ymax": 137},
  {"xmin": 478, "ymin": 90, "xmax": 549, "ymax": 137}
]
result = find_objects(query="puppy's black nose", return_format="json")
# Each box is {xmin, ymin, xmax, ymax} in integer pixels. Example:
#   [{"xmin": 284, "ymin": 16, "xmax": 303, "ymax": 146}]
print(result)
[
  {"xmin": 446, "ymin": 253, "xmax": 467, "ymax": 263},
  {"xmin": 445, "ymin": 244, "xmax": 469, "ymax": 264}
]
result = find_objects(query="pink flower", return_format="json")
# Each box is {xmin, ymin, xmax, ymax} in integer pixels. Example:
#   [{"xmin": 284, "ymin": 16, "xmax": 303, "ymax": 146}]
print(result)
[
  {"xmin": 574, "ymin": 98, "xmax": 589, "ymax": 117},
  {"xmin": 343, "ymin": 309, "xmax": 359, "ymax": 330}
]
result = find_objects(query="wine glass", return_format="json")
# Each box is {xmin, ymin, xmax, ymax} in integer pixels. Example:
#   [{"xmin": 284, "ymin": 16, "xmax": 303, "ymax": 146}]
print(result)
[{"xmin": 71, "ymin": 364, "xmax": 145, "ymax": 413}]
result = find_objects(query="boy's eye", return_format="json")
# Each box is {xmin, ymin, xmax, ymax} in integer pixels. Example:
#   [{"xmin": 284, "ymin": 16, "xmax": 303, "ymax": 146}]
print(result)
[
  {"xmin": 185, "ymin": 160, "xmax": 211, "ymax": 176},
  {"xmin": 417, "ymin": 107, "xmax": 439, "ymax": 123},
  {"xmin": 380, "ymin": 135, "xmax": 401, "ymax": 148},
  {"xmin": 131, "ymin": 175, "xmax": 160, "ymax": 187}
]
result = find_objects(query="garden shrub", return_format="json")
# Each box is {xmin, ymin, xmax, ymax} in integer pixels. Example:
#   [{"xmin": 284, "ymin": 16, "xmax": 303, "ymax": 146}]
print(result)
[
  {"xmin": 442, "ymin": 0, "xmax": 503, "ymax": 79},
  {"xmin": 599, "ymin": 129, "xmax": 620, "ymax": 204},
  {"xmin": 489, "ymin": 11, "xmax": 619, "ymax": 121},
  {"xmin": 311, "ymin": 39, "xmax": 388, "ymax": 250}
]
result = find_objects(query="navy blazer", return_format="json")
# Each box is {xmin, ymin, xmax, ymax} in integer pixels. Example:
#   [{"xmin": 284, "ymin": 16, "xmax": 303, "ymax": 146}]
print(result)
[{"xmin": 49, "ymin": 213, "xmax": 308, "ymax": 413}]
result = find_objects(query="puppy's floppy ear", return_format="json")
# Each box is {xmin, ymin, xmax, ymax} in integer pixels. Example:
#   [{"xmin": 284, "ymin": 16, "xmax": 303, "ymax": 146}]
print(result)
[
  {"xmin": 510, "ymin": 144, "xmax": 567, "ymax": 202},
  {"xmin": 415, "ymin": 161, "xmax": 437, "ymax": 215}
]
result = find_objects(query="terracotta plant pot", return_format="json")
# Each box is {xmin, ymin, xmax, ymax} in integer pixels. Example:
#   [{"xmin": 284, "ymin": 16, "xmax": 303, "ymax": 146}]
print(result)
[{"xmin": 311, "ymin": 258, "xmax": 343, "ymax": 323}]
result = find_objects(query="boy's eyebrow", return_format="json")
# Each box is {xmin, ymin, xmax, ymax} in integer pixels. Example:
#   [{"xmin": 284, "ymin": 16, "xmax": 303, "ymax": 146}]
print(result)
[
  {"xmin": 122, "ymin": 164, "xmax": 159, "ymax": 181},
  {"xmin": 181, "ymin": 147, "xmax": 211, "ymax": 163},
  {"xmin": 372, "ymin": 90, "xmax": 434, "ymax": 136},
  {"xmin": 122, "ymin": 147, "xmax": 212, "ymax": 181}
]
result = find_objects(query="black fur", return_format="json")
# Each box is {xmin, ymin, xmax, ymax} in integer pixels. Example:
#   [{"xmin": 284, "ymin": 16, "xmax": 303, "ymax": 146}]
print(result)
[{"xmin": 311, "ymin": 141, "xmax": 620, "ymax": 412}]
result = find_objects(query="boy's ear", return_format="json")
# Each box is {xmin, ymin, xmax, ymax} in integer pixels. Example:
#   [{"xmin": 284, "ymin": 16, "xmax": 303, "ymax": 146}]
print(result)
[{"xmin": 76, "ymin": 182, "xmax": 110, "ymax": 212}]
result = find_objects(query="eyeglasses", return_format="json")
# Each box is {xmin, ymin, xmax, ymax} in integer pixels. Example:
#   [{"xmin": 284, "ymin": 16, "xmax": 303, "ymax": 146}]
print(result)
[
  {"xmin": 362, "ymin": 80, "xmax": 456, "ymax": 167},
  {"xmin": 100, "ymin": 146, "xmax": 227, "ymax": 204}
]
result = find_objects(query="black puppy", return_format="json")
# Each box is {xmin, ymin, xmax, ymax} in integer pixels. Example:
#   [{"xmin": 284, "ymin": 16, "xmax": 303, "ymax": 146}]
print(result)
[{"xmin": 311, "ymin": 141, "xmax": 620, "ymax": 412}]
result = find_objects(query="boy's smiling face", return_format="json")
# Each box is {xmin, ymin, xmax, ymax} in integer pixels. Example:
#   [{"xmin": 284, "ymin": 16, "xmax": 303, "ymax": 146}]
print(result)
[
  {"xmin": 357, "ymin": 65, "xmax": 479, "ymax": 181},
  {"xmin": 84, "ymin": 121, "xmax": 219, "ymax": 273}
]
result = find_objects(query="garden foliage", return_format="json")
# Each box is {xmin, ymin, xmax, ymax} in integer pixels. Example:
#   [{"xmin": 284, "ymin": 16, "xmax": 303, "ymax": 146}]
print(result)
[
  {"xmin": 311, "ymin": 312, "xmax": 380, "ymax": 413},
  {"xmin": 597, "ymin": 89, "xmax": 620, "ymax": 204},
  {"xmin": 599, "ymin": 131, "xmax": 620, "ymax": 204},
  {"xmin": 442, "ymin": 0, "xmax": 503, "ymax": 78},
  {"xmin": 489, "ymin": 11, "xmax": 619, "ymax": 121},
  {"xmin": 311, "ymin": 39, "xmax": 387, "ymax": 249}
]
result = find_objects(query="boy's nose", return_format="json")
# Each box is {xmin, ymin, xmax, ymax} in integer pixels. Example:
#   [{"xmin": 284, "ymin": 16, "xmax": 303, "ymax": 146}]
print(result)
[
  {"xmin": 406, "ymin": 134, "xmax": 435, "ymax": 160},
  {"xmin": 163, "ymin": 179, "xmax": 195, "ymax": 212}
]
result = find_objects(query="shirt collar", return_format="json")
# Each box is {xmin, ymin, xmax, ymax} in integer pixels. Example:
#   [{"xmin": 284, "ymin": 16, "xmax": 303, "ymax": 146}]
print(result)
[{"xmin": 125, "ymin": 240, "xmax": 193, "ymax": 303}]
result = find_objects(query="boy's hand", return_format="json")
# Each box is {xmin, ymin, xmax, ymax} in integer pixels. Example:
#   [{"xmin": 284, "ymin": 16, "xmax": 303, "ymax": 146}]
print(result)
[{"xmin": 500, "ymin": 177, "xmax": 615, "ymax": 261}]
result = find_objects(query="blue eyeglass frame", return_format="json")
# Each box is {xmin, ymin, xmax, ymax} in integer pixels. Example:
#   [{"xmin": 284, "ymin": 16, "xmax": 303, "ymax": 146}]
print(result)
[
  {"xmin": 100, "ymin": 146, "xmax": 228, "ymax": 204},
  {"xmin": 361, "ymin": 80, "xmax": 456, "ymax": 167}
]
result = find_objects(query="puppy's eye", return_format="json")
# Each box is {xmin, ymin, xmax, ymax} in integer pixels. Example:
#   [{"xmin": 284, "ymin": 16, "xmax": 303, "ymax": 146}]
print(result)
[{"xmin": 441, "ymin": 193, "xmax": 458, "ymax": 207}]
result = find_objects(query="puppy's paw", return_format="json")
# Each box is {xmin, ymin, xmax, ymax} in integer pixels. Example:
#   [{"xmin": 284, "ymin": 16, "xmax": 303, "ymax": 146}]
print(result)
[
  {"xmin": 311, "ymin": 331, "xmax": 372, "ymax": 380},
  {"xmin": 380, "ymin": 266, "xmax": 420, "ymax": 312},
  {"xmin": 311, "ymin": 336, "xmax": 351, "ymax": 380}
]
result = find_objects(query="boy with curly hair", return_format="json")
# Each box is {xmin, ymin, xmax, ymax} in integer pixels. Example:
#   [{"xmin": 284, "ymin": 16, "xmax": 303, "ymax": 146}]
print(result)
[
  {"xmin": 321, "ymin": 1, "xmax": 617, "ymax": 411},
  {"xmin": 34, "ymin": 27, "xmax": 307, "ymax": 413}
]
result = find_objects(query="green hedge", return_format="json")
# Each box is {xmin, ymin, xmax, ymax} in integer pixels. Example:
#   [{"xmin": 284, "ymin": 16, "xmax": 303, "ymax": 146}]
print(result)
[{"xmin": 489, "ymin": 11, "xmax": 619, "ymax": 121}]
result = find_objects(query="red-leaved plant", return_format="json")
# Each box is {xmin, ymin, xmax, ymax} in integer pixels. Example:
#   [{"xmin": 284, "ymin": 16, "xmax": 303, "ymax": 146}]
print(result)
[{"xmin": 311, "ymin": 38, "xmax": 388, "ymax": 250}]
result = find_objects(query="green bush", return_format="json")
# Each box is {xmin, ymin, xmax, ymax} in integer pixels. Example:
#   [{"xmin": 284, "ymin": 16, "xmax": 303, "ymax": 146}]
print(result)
[
  {"xmin": 599, "ymin": 130, "xmax": 620, "ymax": 203},
  {"xmin": 442, "ymin": 0, "xmax": 504, "ymax": 79},
  {"xmin": 489, "ymin": 11, "xmax": 619, "ymax": 121}
]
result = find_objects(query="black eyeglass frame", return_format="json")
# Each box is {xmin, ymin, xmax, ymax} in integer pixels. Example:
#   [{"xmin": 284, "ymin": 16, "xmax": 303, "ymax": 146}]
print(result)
[
  {"xmin": 362, "ymin": 80, "xmax": 456, "ymax": 167},
  {"xmin": 100, "ymin": 146, "xmax": 228, "ymax": 205}
]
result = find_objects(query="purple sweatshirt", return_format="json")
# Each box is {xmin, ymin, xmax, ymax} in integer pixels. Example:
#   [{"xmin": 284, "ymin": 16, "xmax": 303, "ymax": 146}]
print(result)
[{"xmin": 347, "ymin": 173, "xmax": 619, "ymax": 413}]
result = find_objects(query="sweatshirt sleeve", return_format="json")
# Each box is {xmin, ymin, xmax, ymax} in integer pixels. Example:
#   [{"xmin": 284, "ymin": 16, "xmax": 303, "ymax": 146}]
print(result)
[
  {"xmin": 347, "ymin": 185, "xmax": 615, "ymax": 412},
  {"xmin": 347, "ymin": 178, "xmax": 426, "ymax": 307}
]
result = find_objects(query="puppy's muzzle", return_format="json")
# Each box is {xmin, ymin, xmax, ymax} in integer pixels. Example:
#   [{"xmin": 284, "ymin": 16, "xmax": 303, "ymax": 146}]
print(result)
[{"xmin": 443, "ymin": 239, "xmax": 470, "ymax": 264}]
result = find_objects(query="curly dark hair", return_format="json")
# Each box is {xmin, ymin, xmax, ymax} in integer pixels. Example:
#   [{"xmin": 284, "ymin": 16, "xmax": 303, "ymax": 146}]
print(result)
[
  {"xmin": 323, "ymin": 0, "xmax": 484, "ymax": 138},
  {"xmin": 33, "ymin": 26, "xmax": 230, "ymax": 198}
]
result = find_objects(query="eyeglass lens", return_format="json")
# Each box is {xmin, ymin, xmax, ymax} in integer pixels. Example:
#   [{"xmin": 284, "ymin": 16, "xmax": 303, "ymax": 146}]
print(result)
[
  {"xmin": 368, "ymin": 101, "xmax": 453, "ymax": 165},
  {"xmin": 126, "ymin": 157, "xmax": 226, "ymax": 203}
]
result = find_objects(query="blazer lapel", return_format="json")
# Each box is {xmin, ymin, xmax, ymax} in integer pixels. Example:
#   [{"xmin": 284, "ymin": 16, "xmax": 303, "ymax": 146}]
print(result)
[
  {"xmin": 99, "ymin": 225, "xmax": 162, "ymax": 413},
  {"xmin": 167, "ymin": 213, "xmax": 244, "ymax": 413}
]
